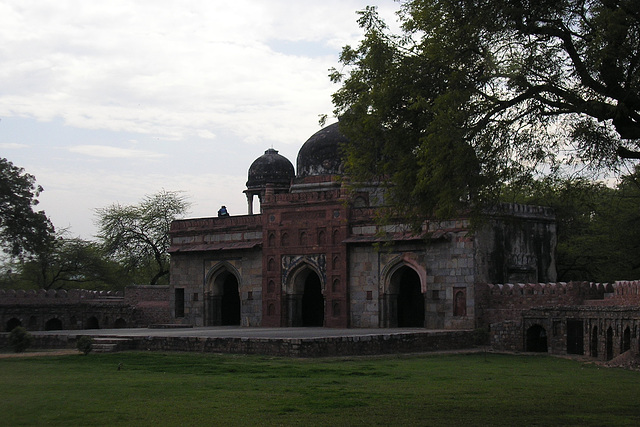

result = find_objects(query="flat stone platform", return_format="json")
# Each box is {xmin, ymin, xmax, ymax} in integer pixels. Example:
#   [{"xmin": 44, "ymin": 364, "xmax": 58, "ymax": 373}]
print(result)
[{"xmin": 27, "ymin": 327, "xmax": 477, "ymax": 357}]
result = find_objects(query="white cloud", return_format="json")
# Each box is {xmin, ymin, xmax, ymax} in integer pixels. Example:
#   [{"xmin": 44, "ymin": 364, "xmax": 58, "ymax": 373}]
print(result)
[
  {"xmin": 0, "ymin": 1, "xmax": 403, "ymax": 145},
  {"xmin": 67, "ymin": 145, "xmax": 166, "ymax": 159},
  {"xmin": 0, "ymin": 0, "xmax": 403, "ymax": 239},
  {"xmin": 0, "ymin": 142, "xmax": 28, "ymax": 149},
  {"xmin": 0, "ymin": 0, "xmax": 388, "ymax": 146}
]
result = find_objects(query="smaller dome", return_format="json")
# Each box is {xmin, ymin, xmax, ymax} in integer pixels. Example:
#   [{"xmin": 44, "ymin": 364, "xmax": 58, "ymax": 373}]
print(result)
[
  {"xmin": 246, "ymin": 148, "xmax": 294, "ymax": 190},
  {"xmin": 296, "ymin": 123, "xmax": 348, "ymax": 178}
]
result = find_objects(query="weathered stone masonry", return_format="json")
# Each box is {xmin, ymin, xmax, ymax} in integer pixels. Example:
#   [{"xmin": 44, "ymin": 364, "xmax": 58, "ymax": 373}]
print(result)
[
  {"xmin": 0, "ymin": 286, "xmax": 170, "ymax": 332},
  {"xmin": 478, "ymin": 280, "xmax": 640, "ymax": 360},
  {"xmin": 168, "ymin": 123, "xmax": 558, "ymax": 334}
]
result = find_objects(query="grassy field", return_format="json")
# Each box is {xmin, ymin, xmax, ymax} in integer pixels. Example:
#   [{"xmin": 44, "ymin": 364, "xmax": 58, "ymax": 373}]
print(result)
[{"xmin": 1, "ymin": 351, "xmax": 639, "ymax": 426}]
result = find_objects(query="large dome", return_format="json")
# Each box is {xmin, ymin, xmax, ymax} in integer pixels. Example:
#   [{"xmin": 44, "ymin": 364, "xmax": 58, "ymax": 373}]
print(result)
[
  {"xmin": 296, "ymin": 123, "xmax": 348, "ymax": 178},
  {"xmin": 246, "ymin": 148, "xmax": 294, "ymax": 190}
]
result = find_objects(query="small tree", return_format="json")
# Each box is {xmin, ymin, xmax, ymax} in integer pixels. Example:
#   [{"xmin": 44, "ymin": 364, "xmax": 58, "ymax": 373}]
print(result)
[
  {"xmin": 19, "ymin": 233, "xmax": 126, "ymax": 290},
  {"xmin": 8, "ymin": 326, "xmax": 34, "ymax": 353},
  {"xmin": 76, "ymin": 336, "xmax": 94, "ymax": 355},
  {"xmin": 96, "ymin": 190, "xmax": 190, "ymax": 286}
]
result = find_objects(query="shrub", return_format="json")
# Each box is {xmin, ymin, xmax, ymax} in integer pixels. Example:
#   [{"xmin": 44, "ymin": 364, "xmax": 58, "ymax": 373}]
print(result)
[
  {"xmin": 8, "ymin": 326, "xmax": 34, "ymax": 353},
  {"xmin": 76, "ymin": 336, "xmax": 94, "ymax": 355}
]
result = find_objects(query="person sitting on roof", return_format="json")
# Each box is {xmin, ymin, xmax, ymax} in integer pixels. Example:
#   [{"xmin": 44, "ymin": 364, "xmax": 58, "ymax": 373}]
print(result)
[{"xmin": 218, "ymin": 205, "xmax": 229, "ymax": 217}]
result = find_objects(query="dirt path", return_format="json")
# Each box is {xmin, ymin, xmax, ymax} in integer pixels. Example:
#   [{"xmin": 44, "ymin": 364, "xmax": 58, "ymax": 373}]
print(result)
[{"xmin": 0, "ymin": 349, "xmax": 80, "ymax": 359}]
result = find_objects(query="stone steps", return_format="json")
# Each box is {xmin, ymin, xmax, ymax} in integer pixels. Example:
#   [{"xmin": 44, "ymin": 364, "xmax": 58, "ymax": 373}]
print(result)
[{"xmin": 90, "ymin": 337, "xmax": 132, "ymax": 353}]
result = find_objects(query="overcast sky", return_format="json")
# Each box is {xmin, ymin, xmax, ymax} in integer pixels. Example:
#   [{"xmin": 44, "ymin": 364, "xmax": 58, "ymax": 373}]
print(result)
[{"xmin": 0, "ymin": 1, "xmax": 401, "ymax": 239}]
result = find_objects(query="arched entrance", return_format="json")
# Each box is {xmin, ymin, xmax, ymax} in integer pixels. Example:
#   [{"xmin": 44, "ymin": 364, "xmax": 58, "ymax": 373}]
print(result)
[
  {"xmin": 45, "ymin": 318, "xmax": 63, "ymax": 331},
  {"xmin": 85, "ymin": 316, "xmax": 99, "ymax": 329},
  {"xmin": 302, "ymin": 272, "xmax": 323, "ymax": 326},
  {"xmin": 566, "ymin": 319, "xmax": 584, "ymax": 355},
  {"xmin": 286, "ymin": 266, "xmax": 324, "ymax": 327},
  {"xmin": 221, "ymin": 274, "xmax": 241, "ymax": 325},
  {"xmin": 206, "ymin": 267, "xmax": 241, "ymax": 326},
  {"xmin": 6, "ymin": 318, "xmax": 21, "ymax": 332},
  {"xmin": 526, "ymin": 324, "xmax": 548, "ymax": 352},
  {"xmin": 28, "ymin": 316, "xmax": 37, "ymax": 330},
  {"xmin": 606, "ymin": 326, "xmax": 614, "ymax": 360},
  {"xmin": 622, "ymin": 326, "xmax": 631, "ymax": 353},
  {"xmin": 392, "ymin": 266, "xmax": 424, "ymax": 327},
  {"xmin": 591, "ymin": 326, "xmax": 598, "ymax": 357}
]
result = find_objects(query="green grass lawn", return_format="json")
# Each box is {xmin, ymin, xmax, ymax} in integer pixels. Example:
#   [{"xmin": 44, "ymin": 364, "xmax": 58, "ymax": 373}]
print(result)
[{"xmin": 1, "ymin": 351, "xmax": 638, "ymax": 426}]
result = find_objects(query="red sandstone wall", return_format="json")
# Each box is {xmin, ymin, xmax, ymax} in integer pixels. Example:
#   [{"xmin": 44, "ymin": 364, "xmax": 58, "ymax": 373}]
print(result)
[
  {"xmin": 476, "ymin": 280, "xmax": 640, "ymax": 327},
  {"xmin": 0, "ymin": 289, "xmax": 124, "ymax": 305},
  {"xmin": 475, "ymin": 281, "xmax": 608, "ymax": 326},
  {"xmin": 124, "ymin": 286, "xmax": 171, "ymax": 326},
  {"xmin": 0, "ymin": 286, "xmax": 171, "ymax": 329},
  {"xmin": 586, "ymin": 281, "xmax": 640, "ymax": 306}
]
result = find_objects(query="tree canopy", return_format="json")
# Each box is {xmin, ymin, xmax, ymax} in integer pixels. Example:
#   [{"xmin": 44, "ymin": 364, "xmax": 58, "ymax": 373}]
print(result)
[
  {"xmin": 95, "ymin": 190, "xmax": 190, "ymax": 286},
  {"xmin": 502, "ymin": 168, "xmax": 640, "ymax": 282},
  {"xmin": 0, "ymin": 158, "xmax": 54, "ymax": 259},
  {"xmin": 330, "ymin": 0, "xmax": 640, "ymax": 218},
  {"xmin": 3, "ymin": 233, "xmax": 125, "ymax": 290}
]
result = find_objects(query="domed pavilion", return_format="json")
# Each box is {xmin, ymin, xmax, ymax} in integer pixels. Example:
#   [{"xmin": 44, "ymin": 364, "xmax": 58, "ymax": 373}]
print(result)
[{"xmin": 169, "ymin": 122, "xmax": 556, "ymax": 330}]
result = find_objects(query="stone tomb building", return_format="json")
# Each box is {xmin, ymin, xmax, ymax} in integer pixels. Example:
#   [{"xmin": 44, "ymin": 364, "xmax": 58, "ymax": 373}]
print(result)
[{"xmin": 168, "ymin": 123, "xmax": 557, "ymax": 329}]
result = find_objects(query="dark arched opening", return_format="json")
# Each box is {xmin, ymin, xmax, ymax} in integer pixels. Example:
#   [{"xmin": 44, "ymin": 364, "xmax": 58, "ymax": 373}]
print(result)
[
  {"xmin": 526, "ymin": 324, "xmax": 548, "ymax": 352},
  {"xmin": 622, "ymin": 326, "xmax": 631, "ymax": 353},
  {"xmin": 591, "ymin": 326, "xmax": 598, "ymax": 357},
  {"xmin": 6, "ymin": 318, "xmax": 21, "ymax": 332},
  {"xmin": 395, "ymin": 267, "xmax": 424, "ymax": 327},
  {"xmin": 566, "ymin": 319, "xmax": 584, "ymax": 355},
  {"xmin": 85, "ymin": 316, "xmax": 99, "ymax": 329},
  {"xmin": 302, "ymin": 271, "xmax": 324, "ymax": 327},
  {"xmin": 114, "ymin": 318, "xmax": 127, "ymax": 328},
  {"xmin": 221, "ymin": 274, "xmax": 241, "ymax": 326},
  {"xmin": 28, "ymin": 316, "xmax": 38, "ymax": 330},
  {"xmin": 206, "ymin": 269, "xmax": 241, "ymax": 326},
  {"xmin": 45, "ymin": 318, "xmax": 63, "ymax": 331},
  {"xmin": 606, "ymin": 326, "xmax": 614, "ymax": 360}
]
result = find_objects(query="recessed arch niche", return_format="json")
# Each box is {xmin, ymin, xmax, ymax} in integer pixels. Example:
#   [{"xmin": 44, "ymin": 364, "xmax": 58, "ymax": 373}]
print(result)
[
  {"xmin": 284, "ymin": 263, "xmax": 324, "ymax": 327},
  {"xmin": 380, "ymin": 260, "xmax": 426, "ymax": 328},
  {"xmin": 205, "ymin": 263, "xmax": 241, "ymax": 326}
]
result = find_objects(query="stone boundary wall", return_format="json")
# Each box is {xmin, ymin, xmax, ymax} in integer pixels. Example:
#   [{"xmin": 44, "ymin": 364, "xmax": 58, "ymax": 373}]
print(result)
[
  {"xmin": 1, "ymin": 286, "xmax": 171, "ymax": 331},
  {"xmin": 477, "ymin": 281, "xmax": 640, "ymax": 326},
  {"xmin": 0, "ymin": 330, "xmax": 476, "ymax": 357},
  {"xmin": 476, "ymin": 281, "xmax": 610, "ymax": 326},
  {"xmin": 490, "ymin": 320, "xmax": 521, "ymax": 352},
  {"xmin": 482, "ymin": 280, "xmax": 640, "ymax": 355},
  {"xmin": 0, "ymin": 333, "xmax": 79, "ymax": 350},
  {"xmin": 0, "ymin": 289, "xmax": 124, "ymax": 305},
  {"xmin": 587, "ymin": 280, "xmax": 640, "ymax": 306}
]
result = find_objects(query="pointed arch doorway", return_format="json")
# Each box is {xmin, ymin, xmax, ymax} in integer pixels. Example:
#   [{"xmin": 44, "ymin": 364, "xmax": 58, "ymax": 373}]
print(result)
[
  {"xmin": 285, "ymin": 265, "xmax": 324, "ymax": 327},
  {"xmin": 206, "ymin": 268, "xmax": 241, "ymax": 326},
  {"xmin": 395, "ymin": 266, "xmax": 424, "ymax": 327},
  {"xmin": 382, "ymin": 265, "xmax": 425, "ymax": 328}
]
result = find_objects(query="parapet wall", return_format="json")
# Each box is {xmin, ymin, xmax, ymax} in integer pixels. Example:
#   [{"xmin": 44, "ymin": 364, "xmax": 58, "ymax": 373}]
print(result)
[
  {"xmin": 1, "ymin": 286, "xmax": 171, "ymax": 331},
  {"xmin": 587, "ymin": 280, "xmax": 640, "ymax": 306},
  {"xmin": 489, "ymin": 202, "xmax": 556, "ymax": 220},
  {"xmin": 476, "ymin": 280, "xmax": 640, "ymax": 326},
  {"xmin": 0, "ymin": 289, "xmax": 124, "ymax": 305},
  {"xmin": 0, "ymin": 330, "xmax": 476, "ymax": 357}
]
